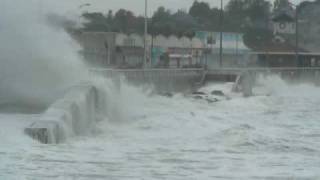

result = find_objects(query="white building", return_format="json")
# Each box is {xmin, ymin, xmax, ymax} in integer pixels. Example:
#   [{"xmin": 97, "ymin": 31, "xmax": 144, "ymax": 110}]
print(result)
[
  {"xmin": 195, "ymin": 31, "xmax": 251, "ymax": 68},
  {"xmin": 76, "ymin": 31, "xmax": 251, "ymax": 68}
]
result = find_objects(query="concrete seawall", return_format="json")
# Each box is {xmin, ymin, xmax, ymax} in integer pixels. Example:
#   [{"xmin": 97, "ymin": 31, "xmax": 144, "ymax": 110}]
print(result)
[
  {"xmin": 25, "ymin": 83, "xmax": 101, "ymax": 144},
  {"xmin": 91, "ymin": 68, "xmax": 204, "ymax": 93},
  {"xmin": 24, "ymin": 69, "xmax": 203, "ymax": 144},
  {"xmin": 25, "ymin": 68, "xmax": 320, "ymax": 144}
]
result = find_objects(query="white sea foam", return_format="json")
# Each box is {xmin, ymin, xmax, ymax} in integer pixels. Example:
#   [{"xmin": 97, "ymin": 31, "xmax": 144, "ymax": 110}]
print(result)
[
  {"xmin": 1, "ymin": 0, "xmax": 320, "ymax": 179},
  {"xmin": 2, "ymin": 76, "xmax": 320, "ymax": 179},
  {"xmin": 0, "ymin": 0, "xmax": 87, "ymax": 109}
]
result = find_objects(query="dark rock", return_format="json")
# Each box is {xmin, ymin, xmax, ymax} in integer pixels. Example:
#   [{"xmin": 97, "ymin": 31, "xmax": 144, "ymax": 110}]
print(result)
[
  {"xmin": 211, "ymin": 90, "xmax": 225, "ymax": 96},
  {"xmin": 192, "ymin": 91, "xmax": 206, "ymax": 95},
  {"xmin": 206, "ymin": 98, "xmax": 219, "ymax": 103},
  {"xmin": 193, "ymin": 95, "xmax": 204, "ymax": 100},
  {"xmin": 25, "ymin": 127, "xmax": 50, "ymax": 144},
  {"xmin": 160, "ymin": 92, "xmax": 173, "ymax": 98}
]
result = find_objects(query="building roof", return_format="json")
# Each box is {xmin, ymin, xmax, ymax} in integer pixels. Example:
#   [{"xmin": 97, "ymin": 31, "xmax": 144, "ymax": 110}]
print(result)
[
  {"xmin": 273, "ymin": 14, "xmax": 294, "ymax": 22},
  {"xmin": 251, "ymin": 52, "xmax": 320, "ymax": 56},
  {"xmin": 272, "ymin": 6, "xmax": 295, "ymax": 22},
  {"xmin": 195, "ymin": 31, "xmax": 250, "ymax": 52},
  {"xmin": 249, "ymin": 40, "xmax": 308, "ymax": 53}
]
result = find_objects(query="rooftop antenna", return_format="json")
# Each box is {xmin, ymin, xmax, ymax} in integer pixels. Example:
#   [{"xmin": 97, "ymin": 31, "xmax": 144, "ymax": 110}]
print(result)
[{"xmin": 219, "ymin": 0, "xmax": 223, "ymax": 67}]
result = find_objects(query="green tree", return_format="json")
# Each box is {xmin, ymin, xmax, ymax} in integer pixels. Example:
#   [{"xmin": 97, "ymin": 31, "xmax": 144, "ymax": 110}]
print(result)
[
  {"xmin": 274, "ymin": 0, "xmax": 290, "ymax": 11},
  {"xmin": 172, "ymin": 10, "xmax": 198, "ymax": 37},
  {"xmin": 151, "ymin": 7, "xmax": 174, "ymax": 36},
  {"xmin": 80, "ymin": 0, "xmax": 275, "ymax": 48},
  {"xmin": 189, "ymin": 1, "xmax": 212, "ymax": 27},
  {"xmin": 244, "ymin": 0, "xmax": 271, "ymax": 28},
  {"xmin": 113, "ymin": 9, "xmax": 135, "ymax": 33},
  {"xmin": 224, "ymin": 0, "xmax": 246, "ymax": 32},
  {"xmin": 152, "ymin": 7, "xmax": 171, "ymax": 23},
  {"xmin": 82, "ymin": 12, "xmax": 109, "ymax": 31}
]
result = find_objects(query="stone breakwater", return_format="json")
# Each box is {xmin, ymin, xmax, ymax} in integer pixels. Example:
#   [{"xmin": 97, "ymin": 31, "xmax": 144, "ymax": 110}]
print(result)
[{"xmin": 24, "ymin": 82, "xmax": 106, "ymax": 144}]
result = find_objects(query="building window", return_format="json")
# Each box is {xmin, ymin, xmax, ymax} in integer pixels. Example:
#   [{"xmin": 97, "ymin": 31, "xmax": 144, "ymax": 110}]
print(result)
[
  {"xmin": 317, "ymin": 59, "xmax": 320, "ymax": 67},
  {"xmin": 279, "ymin": 22, "xmax": 286, "ymax": 29},
  {"xmin": 311, "ymin": 58, "xmax": 316, "ymax": 67}
]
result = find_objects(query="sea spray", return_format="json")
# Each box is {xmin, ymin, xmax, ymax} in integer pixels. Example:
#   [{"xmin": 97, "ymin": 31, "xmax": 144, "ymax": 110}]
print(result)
[
  {"xmin": 0, "ymin": 0, "xmax": 87, "ymax": 110},
  {"xmin": 256, "ymin": 74, "xmax": 320, "ymax": 98},
  {"xmin": 0, "ymin": 0, "xmax": 119, "ymax": 141}
]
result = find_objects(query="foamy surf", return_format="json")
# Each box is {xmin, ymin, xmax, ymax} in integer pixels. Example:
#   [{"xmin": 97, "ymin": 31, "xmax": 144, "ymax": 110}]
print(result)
[
  {"xmin": 3, "ymin": 76, "xmax": 320, "ymax": 179},
  {"xmin": 1, "ymin": 0, "xmax": 320, "ymax": 179}
]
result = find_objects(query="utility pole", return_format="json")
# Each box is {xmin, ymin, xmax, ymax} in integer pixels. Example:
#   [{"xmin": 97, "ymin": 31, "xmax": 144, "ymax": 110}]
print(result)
[
  {"xmin": 219, "ymin": 0, "xmax": 223, "ymax": 67},
  {"xmin": 288, "ymin": 2, "xmax": 299, "ymax": 67},
  {"xmin": 295, "ymin": 7, "xmax": 299, "ymax": 67},
  {"xmin": 144, "ymin": 0, "xmax": 148, "ymax": 69},
  {"xmin": 236, "ymin": 33, "xmax": 239, "ymax": 66},
  {"xmin": 79, "ymin": 3, "xmax": 91, "ymax": 26}
]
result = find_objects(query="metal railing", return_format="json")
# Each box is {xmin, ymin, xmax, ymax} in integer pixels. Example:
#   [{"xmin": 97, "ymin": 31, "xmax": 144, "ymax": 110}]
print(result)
[
  {"xmin": 206, "ymin": 67, "xmax": 320, "ymax": 74},
  {"xmin": 90, "ymin": 68, "xmax": 204, "ymax": 79},
  {"xmin": 90, "ymin": 67, "xmax": 320, "ymax": 89}
]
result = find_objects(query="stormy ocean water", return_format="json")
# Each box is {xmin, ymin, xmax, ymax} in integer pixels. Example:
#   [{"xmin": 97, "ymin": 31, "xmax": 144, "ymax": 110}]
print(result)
[
  {"xmin": 1, "ymin": 78, "xmax": 320, "ymax": 180},
  {"xmin": 1, "ymin": 0, "xmax": 320, "ymax": 179}
]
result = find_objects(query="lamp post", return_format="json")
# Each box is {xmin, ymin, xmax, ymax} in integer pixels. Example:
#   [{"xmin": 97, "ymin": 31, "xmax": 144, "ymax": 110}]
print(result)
[
  {"xmin": 144, "ymin": 0, "xmax": 148, "ymax": 69},
  {"xmin": 288, "ymin": 2, "xmax": 299, "ymax": 67},
  {"xmin": 294, "ymin": 6, "xmax": 299, "ymax": 67},
  {"xmin": 236, "ymin": 33, "xmax": 239, "ymax": 66},
  {"xmin": 219, "ymin": 0, "xmax": 223, "ymax": 68},
  {"xmin": 78, "ymin": 3, "xmax": 91, "ymax": 25}
]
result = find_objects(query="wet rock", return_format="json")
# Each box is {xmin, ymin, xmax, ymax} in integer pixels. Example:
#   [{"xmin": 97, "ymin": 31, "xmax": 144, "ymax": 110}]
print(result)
[
  {"xmin": 206, "ymin": 98, "xmax": 219, "ymax": 103},
  {"xmin": 211, "ymin": 90, "xmax": 225, "ymax": 96},
  {"xmin": 192, "ymin": 91, "xmax": 206, "ymax": 95},
  {"xmin": 193, "ymin": 95, "xmax": 204, "ymax": 100},
  {"xmin": 159, "ymin": 92, "xmax": 173, "ymax": 98}
]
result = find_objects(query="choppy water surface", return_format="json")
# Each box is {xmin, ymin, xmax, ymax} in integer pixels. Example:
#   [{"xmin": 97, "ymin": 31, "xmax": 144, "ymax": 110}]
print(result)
[{"xmin": 1, "ymin": 77, "xmax": 320, "ymax": 180}]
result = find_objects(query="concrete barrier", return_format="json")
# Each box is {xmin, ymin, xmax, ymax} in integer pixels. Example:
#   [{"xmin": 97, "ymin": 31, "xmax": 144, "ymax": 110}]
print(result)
[
  {"xmin": 25, "ymin": 120, "xmax": 62, "ymax": 144},
  {"xmin": 231, "ymin": 71, "xmax": 254, "ymax": 97},
  {"xmin": 25, "ymin": 83, "xmax": 100, "ymax": 144},
  {"xmin": 90, "ymin": 68, "xmax": 204, "ymax": 93}
]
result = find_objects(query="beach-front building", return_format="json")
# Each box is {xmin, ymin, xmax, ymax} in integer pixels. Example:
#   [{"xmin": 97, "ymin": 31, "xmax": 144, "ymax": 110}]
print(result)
[
  {"xmin": 248, "ymin": 6, "xmax": 320, "ymax": 68},
  {"xmin": 195, "ymin": 31, "xmax": 251, "ymax": 68},
  {"xmin": 75, "ymin": 31, "xmax": 251, "ymax": 69},
  {"xmin": 75, "ymin": 32, "xmax": 117, "ymax": 67},
  {"xmin": 76, "ymin": 32, "xmax": 207, "ymax": 68}
]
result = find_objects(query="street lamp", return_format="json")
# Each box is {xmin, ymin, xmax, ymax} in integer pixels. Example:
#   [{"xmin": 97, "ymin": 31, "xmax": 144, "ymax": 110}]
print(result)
[
  {"xmin": 79, "ymin": 3, "xmax": 91, "ymax": 15},
  {"xmin": 288, "ymin": 2, "xmax": 299, "ymax": 67},
  {"xmin": 219, "ymin": 0, "xmax": 223, "ymax": 68},
  {"xmin": 144, "ymin": 0, "xmax": 148, "ymax": 69},
  {"xmin": 78, "ymin": 3, "xmax": 91, "ymax": 25}
]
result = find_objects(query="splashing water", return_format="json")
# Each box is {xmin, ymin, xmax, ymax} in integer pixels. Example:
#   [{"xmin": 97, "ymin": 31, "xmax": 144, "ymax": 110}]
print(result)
[
  {"xmin": 0, "ymin": 0, "xmax": 88, "ymax": 110},
  {"xmin": 1, "ymin": 1, "xmax": 320, "ymax": 179}
]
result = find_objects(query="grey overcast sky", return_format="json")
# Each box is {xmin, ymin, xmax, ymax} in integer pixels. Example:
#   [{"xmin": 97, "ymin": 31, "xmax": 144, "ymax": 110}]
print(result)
[{"xmin": 71, "ymin": 0, "xmax": 304, "ymax": 15}]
